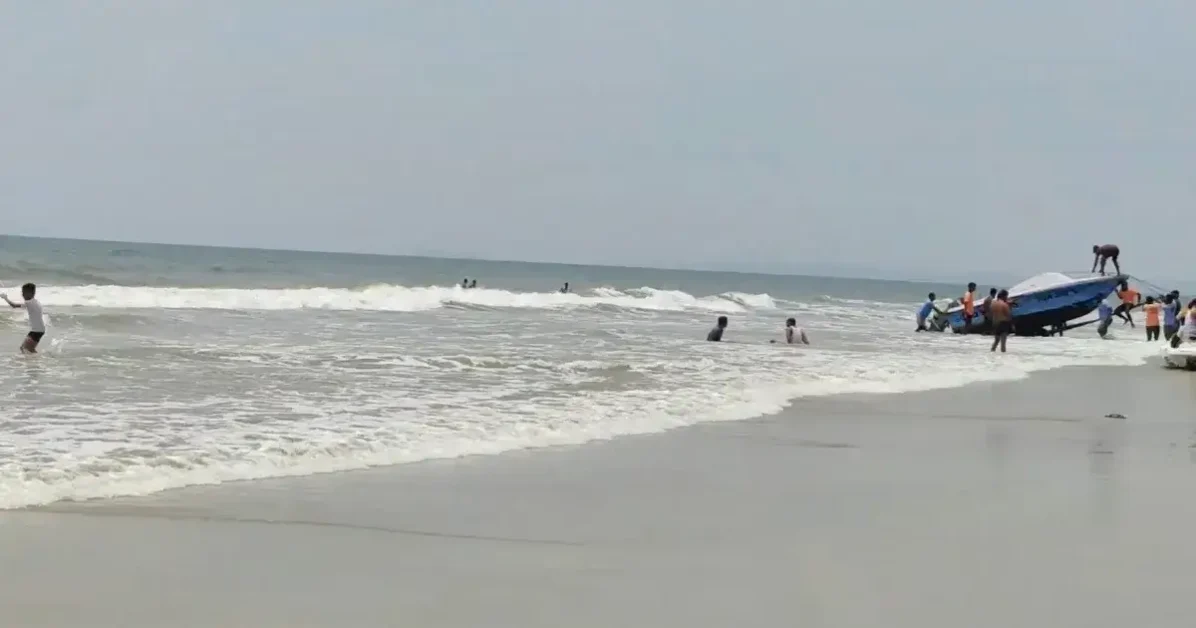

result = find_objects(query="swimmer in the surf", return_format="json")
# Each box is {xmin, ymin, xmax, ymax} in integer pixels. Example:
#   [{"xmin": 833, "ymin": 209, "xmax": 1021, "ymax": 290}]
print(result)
[
  {"xmin": 706, "ymin": 316, "xmax": 728, "ymax": 341},
  {"xmin": 2, "ymin": 283, "xmax": 46, "ymax": 354},
  {"xmin": 782, "ymin": 318, "xmax": 809, "ymax": 345},
  {"xmin": 560, "ymin": 282, "xmax": 570, "ymax": 294},
  {"xmin": 469, "ymin": 279, "xmax": 477, "ymax": 289},
  {"xmin": 462, "ymin": 278, "xmax": 470, "ymax": 289}
]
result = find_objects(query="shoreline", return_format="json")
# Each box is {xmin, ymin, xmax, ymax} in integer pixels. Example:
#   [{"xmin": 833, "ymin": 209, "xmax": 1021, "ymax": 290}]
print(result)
[
  {"xmin": 4, "ymin": 364, "xmax": 1196, "ymax": 626},
  {"xmin": 1, "ymin": 357, "xmax": 1163, "ymax": 512}
]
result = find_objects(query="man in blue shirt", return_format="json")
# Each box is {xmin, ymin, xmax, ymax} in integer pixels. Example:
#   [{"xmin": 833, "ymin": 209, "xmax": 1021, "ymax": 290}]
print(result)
[
  {"xmin": 1097, "ymin": 301, "xmax": 1114, "ymax": 338},
  {"xmin": 1163, "ymin": 293, "xmax": 1181, "ymax": 340},
  {"xmin": 916, "ymin": 293, "xmax": 944, "ymax": 332}
]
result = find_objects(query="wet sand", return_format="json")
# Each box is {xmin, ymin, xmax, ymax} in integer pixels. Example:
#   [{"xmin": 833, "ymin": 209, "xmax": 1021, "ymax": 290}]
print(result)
[{"xmin": 3, "ymin": 364, "xmax": 1196, "ymax": 627}]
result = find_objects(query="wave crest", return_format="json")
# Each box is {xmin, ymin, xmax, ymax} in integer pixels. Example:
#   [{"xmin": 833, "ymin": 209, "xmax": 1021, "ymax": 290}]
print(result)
[{"xmin": 38, "ymin": 284, "xmax": 780, "ymax": 314}]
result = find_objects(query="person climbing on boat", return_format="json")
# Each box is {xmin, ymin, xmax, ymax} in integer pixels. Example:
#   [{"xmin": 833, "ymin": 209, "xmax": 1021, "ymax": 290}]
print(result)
[
  {"xmin": 916, "ymin": 293, "xmax": 944, "ymax": 332},
  {"xmin": 1143, "ymin": 296, "xmax": 1162, "ymax": 341},
  {"xmin": 1113, "ymin": 281, "xmax": 1139, "ymax": 327},
  {"xmin": 1091, "ymin": 244, "xmax": 1121, "ymax": 276},
  {"xmin": 961, "ymin": 283, "xmax": 977, "ymax": 332}
]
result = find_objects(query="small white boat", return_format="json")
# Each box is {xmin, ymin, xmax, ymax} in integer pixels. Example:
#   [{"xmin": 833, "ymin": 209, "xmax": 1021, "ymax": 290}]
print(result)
[{"xmin": 1162, "ymin": 344, "xmax": 1196, "ymax": 370}]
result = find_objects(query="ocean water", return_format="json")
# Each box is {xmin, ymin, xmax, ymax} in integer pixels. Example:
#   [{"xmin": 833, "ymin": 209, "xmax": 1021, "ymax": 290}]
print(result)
[{"xmin": 0, "ymin": 235, "xmax": 1159, "ymax": 509}]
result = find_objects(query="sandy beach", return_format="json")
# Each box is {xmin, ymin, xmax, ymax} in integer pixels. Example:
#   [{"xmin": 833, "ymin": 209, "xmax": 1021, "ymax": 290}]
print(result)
[{"xmin": 3, "ymin": 364, "xmax": 1196, "ymax": 627}]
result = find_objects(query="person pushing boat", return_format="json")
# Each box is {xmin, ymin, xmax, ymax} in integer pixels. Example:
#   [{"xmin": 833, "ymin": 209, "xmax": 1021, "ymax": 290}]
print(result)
[
  {"xmin": 1091, "ymin": 244, "xmax": 1121, "ymax": 276},
  {"xmin": 916, "ymin": 293, "xmax": 944, "ymax": 332}
]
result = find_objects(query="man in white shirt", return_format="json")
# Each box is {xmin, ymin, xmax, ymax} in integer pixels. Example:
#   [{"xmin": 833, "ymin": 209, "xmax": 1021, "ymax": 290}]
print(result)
[
  {"xmin": 3, "ymin": 283, "xmax": 46, "ymax": 354},
  {"xmin": 782, "ymin": 317, "xmax": 810, "ymax": 345}
]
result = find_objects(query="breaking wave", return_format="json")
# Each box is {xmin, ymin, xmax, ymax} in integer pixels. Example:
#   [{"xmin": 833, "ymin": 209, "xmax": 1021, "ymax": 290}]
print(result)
[{"xmin": 37, "ymin": 284, "xmax": 781, "ymax": 314}]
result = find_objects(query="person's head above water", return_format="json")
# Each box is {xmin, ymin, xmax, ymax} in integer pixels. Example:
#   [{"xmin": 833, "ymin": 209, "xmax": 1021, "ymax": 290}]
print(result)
[
  {"xmin": 716, "ymin": 316, "xmax": 728, "ymax": 328},
  {"xmin": 21, "ymin": 283, "xmax": 35, "ymax": 299},
  {"xmin": 785, "ymin": 317, "xmax": 796, "ymax": 327},
  {"xmin": 967, "ymin": 282, "xmax": 976, "ymax": 291}
]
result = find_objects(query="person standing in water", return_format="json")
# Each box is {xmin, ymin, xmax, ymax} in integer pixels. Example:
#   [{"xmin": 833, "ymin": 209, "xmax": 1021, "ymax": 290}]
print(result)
[
  {"xmin": 961, "ymin": 282, "xmax": 977, "ymax": 332},
  {"xmin": 707, "ymin": 316, "xmax": 728, "ymax": 341},
  {"xmin": 1143, "ymin": 296, "xmax": 1162, "ymax": 341},
  {"xmin": 989, "ymin": 290, "xmax": 1013, "ymax": 353},
  {"xmin": 981, "ymin": 288, "xmax": 997, "ymax": 329},
  {"xmin": 1091, "ymin": 244, "xmax": 1121, "ymax": 276},
  {"xmin": 2, "ymin": 283, "xmax": 46, "ymax": 354},
  {"xmin": 560, "ymin": 282, "xmax": 570, "ymax": 294},
  {"xmin": 1163, "ymin": 293, "xmax": 1181, "ymax": 341}
]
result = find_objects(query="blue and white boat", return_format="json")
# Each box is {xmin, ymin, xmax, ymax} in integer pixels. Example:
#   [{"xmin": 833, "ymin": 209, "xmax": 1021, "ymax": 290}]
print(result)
[{"xmin": 944, "ymin": 272, "xmax": 1127, "ymax": 336}]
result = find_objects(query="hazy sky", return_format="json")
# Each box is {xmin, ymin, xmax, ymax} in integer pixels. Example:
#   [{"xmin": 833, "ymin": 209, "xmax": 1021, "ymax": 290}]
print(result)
[{"xmin": 1, "ymin": 1, "xmax": 1193, "ymax": 280}]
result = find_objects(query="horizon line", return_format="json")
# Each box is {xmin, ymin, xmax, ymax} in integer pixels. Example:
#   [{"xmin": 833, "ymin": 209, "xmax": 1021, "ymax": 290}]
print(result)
[{"xmin": 0, "ymin": 231, "xmax": 1030, "ymax": 287}]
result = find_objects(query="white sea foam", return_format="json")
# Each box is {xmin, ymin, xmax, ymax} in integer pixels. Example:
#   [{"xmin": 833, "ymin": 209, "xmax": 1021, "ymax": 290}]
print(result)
[
  {"xmin": 38, "ymin": 284, "xmax": 769, "ymax": 314},
  {"xmin": 0, "ymin": 282, "xmax": 1163, "ymax": 510}
]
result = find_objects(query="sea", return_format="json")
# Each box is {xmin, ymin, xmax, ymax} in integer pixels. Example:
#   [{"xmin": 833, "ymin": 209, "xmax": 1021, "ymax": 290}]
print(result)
[{"xmin": 0, "ymin": 235, "xmax": 1158, "ymax": 509}]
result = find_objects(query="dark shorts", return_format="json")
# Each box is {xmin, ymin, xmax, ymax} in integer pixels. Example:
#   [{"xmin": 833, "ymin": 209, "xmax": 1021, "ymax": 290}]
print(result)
[
  {"xmin": 995, "ymin": 321, "xmax": 1013, "ymax": 335},
  {"xmin": 1165, "ymin": 324, "xmax": 1179, "ymax": 339},
  {"xmin": 26, "ymin": 331, "xmax": 44, "ymax": 344}
]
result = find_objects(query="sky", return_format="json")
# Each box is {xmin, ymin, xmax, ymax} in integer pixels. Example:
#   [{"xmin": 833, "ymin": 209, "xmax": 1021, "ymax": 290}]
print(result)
[{"xmin": 1, "ymin": 1, "xmax": 1193, "ymax": 282}]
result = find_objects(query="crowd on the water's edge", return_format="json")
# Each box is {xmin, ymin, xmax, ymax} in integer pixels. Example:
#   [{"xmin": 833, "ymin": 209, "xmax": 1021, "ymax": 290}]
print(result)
[{"xmin": 907, "ymin": 244, "xmax": 1196, "ymax": 353}]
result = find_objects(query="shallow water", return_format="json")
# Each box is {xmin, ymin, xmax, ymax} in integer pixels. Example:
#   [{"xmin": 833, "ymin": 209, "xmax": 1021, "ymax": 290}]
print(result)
[{"xmin": 0, "ymin": 235, "xmax": 1160, "ymax": 508}]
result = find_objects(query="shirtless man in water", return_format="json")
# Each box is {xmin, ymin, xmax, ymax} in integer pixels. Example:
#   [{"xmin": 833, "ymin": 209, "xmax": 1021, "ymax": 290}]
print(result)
[
  {"xmin": 989, "ymin": 290, "xmax": 1013, "ymax": 353},
  {"xmin": 1091, "ymin": 244, "xmax": 1121, "ymax": 276}
]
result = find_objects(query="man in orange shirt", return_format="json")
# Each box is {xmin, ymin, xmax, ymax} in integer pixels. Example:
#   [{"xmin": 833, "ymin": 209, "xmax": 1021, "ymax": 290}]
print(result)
[
  {"xmin": 1114, "ymin": 281, "xmax": 1140, "ymax": 328},
  {"xmin": 961, "ymin": 282, "xmax": 977, "ymax": 332},
  {"xmin": 1142, "ymin": 296, "xmax": 1162, "ymax": 341}
]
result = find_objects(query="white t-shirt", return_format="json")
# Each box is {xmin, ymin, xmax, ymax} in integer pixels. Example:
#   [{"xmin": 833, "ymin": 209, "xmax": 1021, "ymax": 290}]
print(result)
[
  {"xmin": 25, "ymin": 298, "xmax": 45, "ymax": 333},
  {"xmin": 785, "ymin": 326, "xmax": 809, "ymax": 345}
]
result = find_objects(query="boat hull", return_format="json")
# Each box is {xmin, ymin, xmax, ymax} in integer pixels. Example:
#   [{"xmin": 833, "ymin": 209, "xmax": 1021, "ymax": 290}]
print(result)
[{"xmin": 945, "ymin": 275, "xmax": 1125, "ymax": 336}]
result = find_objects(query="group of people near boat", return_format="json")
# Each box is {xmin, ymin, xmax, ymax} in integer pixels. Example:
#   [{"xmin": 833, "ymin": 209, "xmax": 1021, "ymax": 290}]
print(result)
[
  {"xmin": 915, "ymin": 284, "xmax": 1014, "ymax": 352},
  {"xmin": 1100, "ymin": 287, "xmax": 1196, "ymax": 345}
]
